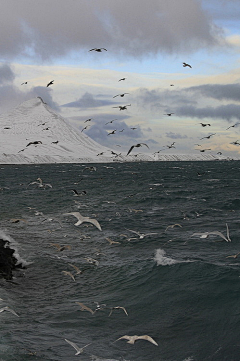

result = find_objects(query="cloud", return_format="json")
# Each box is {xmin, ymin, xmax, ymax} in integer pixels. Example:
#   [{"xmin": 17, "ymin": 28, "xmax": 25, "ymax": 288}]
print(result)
[
  {"xmin": 166, "ymin": 132, "xmax": 188, "ymax": 139},
  {"xmin": 0, "ymin": 0, "xmax": 223, "ymax": 62},
  {"xmin": 185, "ymin": 83, "xmax": 240, "ymax": 102},
  {"xmin": 62, "ymin": 92, "xmax": 117, "ymax": 108},
  {"xmin": 0, "ymin": 63, "xmax": 60, "ymax": 114},
  {"xmin": 0, "ymin": 64, "xmax": 15, "ymax": 84},
  {"xmin": 176, "ymin": 103, "xmax": 240, "ymax": 121}
]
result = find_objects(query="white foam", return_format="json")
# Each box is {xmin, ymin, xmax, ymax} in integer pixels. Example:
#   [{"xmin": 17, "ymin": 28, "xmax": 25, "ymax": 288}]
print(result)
[
  {"xmin": 154, "ymin": 248, "xmax": 178, "ymax": 266},
  {"xmin": 0, "ymin": 229, "xmax": 30, "ymax": 267}
]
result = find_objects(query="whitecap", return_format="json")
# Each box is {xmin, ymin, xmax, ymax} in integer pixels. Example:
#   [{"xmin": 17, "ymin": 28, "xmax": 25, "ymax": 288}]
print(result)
[
  {"xmin": 0, "ymin": 229, "xmax": 31, "ymax": 267},
  {"xmin": 154, "ymin": 248, "xmax": 178, "ymax": 266}
]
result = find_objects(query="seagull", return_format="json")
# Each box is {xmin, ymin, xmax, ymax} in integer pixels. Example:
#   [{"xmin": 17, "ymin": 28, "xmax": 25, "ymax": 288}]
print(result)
[
  {"xmin": 199, "ymin": 149, "xmax": 211, "ymax": 152},
  {"xmin": 65, "ymin": 339, "xmax": 91, "ymax": 355},
  {"xmin": 62, "ymin": 271, "xmax": 75, "ymax": 281},
  {"xmin": 28, "ymin": 178, "xmax": 52, "ymax": 189},
  {"xmin": 165, "ymin": 224, "xmax": 182, "ymax": 231},
  {"xmin": 113, "ymin": 93, "xmax": 129, "ymax": 98},
  {"xmin": 46, "ymin": 80, "xmax": 54, "ymax": 87},
  {"xmin": 113, "ymin": 104, "xmax": 131, "ymax": 110},
  {"xmin": 115, "ymin": 335, "xmax": 158, "ymax": 346},
  {"xmin": 107, "ymin": 130, "xmax": 117, "ymax": 135},
  {"xmin": 127, "ymin": 143, "xmax": 149, "ymax": 155},
  {"xmin": 108, "ymin": 306, "xmax": 128, "ymax": 317},
  {"xmin": 105, "ymin": 237, "xmax": 120, "ymax": 245},
  {"xmin": 21, "ymin": 81, "xmax": 28, "ymax": 85},
  {"xmin": 0, "ymin": 306, "xmax": 19, "ymax": 317},
  {"xmin": 84, "ymin": 118, "xmax": 92, "ymax": 123},
  {"xmin": 118, "ymin": 77, "xmax": 126, "ymax": 81},
  {"xmin": 84, "ymin": 257, "xmax": 99, "ymax": 266},
  {"xmin": 81, "ymin": 125, "xmax": 90, "ymax": 132},
  {"xmin": 75, "ymin": 302, "xmax": 95, "ymax": 314},
  {"xmin": 105, "ymin": 119, "xmax": 117, "ymax": 125},
  {"xmin": 26, "ymin": 141, "xmax": 42, "ymax": 147},
  {"xmin": 183, "ymin": 62, "xmax": 192, "ymax": 68},
  {"xmin": 126, "ymin": 229, "xmax": 157, "ymax": 239},
  {"xmin": 199, "ymin": 123, "xmax": 211, "ymax": 127},
  {"xmin": 231, "ymin": 140, "xmax": 240, "ymax": 145},
  {"xmin": 71, "ymin": 189, "xmax": 87, "ymax": 196},
  {"xmin": 164, "ymin": 113, "xmax": 174, "ymax": 116},
  {"xmin": 226, "ymin": 123, "xmax": 240, "ymax": 130},
  {"xmin": 64, "ymin": 212, "xmax": 102, "ymax": 231},
  {"xmin": 165, "ymin": 142, "xmax": 176, "ymax": 149},
  {"xmin": 200, "ymin": 133, "xmax": 216, "ymax": 140},
  {"xmin": 89, "ymin": 48, "xmax": 107, "ymax": 52},
  {"xmin": 191, "ymin": 223, "xmax": 231, "ymax": 242}
]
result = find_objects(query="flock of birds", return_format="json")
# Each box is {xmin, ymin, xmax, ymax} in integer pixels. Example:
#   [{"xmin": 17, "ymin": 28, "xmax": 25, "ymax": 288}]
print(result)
[{"xmin": 19, "ymin": 51, "xmax": 240, "ymax": 160}]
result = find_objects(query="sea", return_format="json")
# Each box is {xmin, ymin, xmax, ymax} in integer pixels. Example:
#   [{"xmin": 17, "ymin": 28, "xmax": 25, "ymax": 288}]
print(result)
[{"xmin": 0, "ymin": 161, "xmax": 240, "ymax": 361}]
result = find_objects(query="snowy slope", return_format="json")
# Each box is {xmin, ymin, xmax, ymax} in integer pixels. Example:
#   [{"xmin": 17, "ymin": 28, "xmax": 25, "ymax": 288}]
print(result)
[
  {"xmin": 0, "ymin": 97, "xmax": 238, "ymax": 164},
  {"xmin": 0, "ymin": 97, "xmax": 115, "ymax": 164}
]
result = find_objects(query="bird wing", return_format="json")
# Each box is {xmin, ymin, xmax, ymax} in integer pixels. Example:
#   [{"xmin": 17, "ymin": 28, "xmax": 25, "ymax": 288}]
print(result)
[
  {"xmin": 126, "ymin": 229, "xmax": 140, "ymax": 236},
  {"xmin": 127, "ymin": 145, "xmax": 135, "ymax": 155},
  {"xmin": 76, "ymin": 302, "xmax": 94, "ymax": 314},
  {"xmin": 137, "ymin": 335, "xmax": 158, "ymax": 346},
  {"xmin": 65, "ymin": 339, "xmax": 81, "ymax": 355},
  {"xmin": 83, "ymin": 218, "xmax": 102, "ymax": 231},
  {"xmin": 140, "ymin": 143, "xmax": 149, "ymax": 149},
  {"xmin": 207, "ymin": 231, "xmax": 229, "ymax": 242},
  {"xmin": 115, "ymin": 335, "xmax": 131, "ymax": 342},
  {"xmin": 191, "ymin": 232, "xmax": 209, "ymax": 238}
]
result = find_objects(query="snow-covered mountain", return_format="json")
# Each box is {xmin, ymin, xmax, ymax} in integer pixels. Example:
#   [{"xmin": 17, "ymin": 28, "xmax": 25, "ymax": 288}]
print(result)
[
  {"xmin": 0, "ymin": 97, "xmax": 117, "ymax": 164},
  {"xmin": 0, "ymin": 97, "xmax": 238, "ymax": 164}
]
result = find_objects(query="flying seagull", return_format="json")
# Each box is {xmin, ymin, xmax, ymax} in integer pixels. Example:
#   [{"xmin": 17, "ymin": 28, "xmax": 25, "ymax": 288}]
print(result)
[
  {"xmin": 115, "ymin": 335, "xmax": 158, "ymax": 346},
  {"xmin": 126, "ymin": 229, "xmax": 157, "ymax": 239},
  {"xmin": 0, "ymin": 306, "xmax": 19, "ymax": 317},
  {"xmin": 200, "ymin": 133, "xmax": 216, "ymax": 140},
  {"xmin": 65, "ymin": 339, "xmax": 91, "ymax": 355},
  {"xmin": 226, "ymin": 123, "xmax": 240, "ymax": 130},
  {"xmin": 199, "ymin": 123, "xmax": 211, "ymax": 127},
  {"xmin": 113, "ymin": 104, "xmax": 131, "ymax": 110},
  {"xmin": 165, "ymin": 142, "xmax": 176, "ymax": 149},
  {"xmin": 118, "ymin": 77, "xmax": 126, "ymax": 81},
  {"xmin": 191, "ymin": 223, "xmax": 231, "ymax": 242},
  {"xmin": 21, "ymin": 81, "xmax": 28, "ymax": 85},
  {"xmin": 231, "ymin": 140, "xmax": 240, "ymax": 145},
  {"xmin": 107, "ymin": 130, "xmax": 117, "ymax": 136},
  {"xmin": 113, "ymin": 93, "xmax": 129, "ymax": 98},
  {"xmin": 64, "ymin": 212, "xmax": 102, "ymax": 231},
  {"xmin": 164, "ymin": 113, "xmax": 174, "ymax": 116},
  {"xmin": 108, "ymin": 306, "xmax": 128, "ymax": 317},
  {"xmin": 105, "ymin": 119, "xmax": 117, "ymax": 125},
  {"xmin": 26, "ymin": 141, "xmax": 42, "ymax": 147},
  {"xmin": 183, "ymin": 62, "xmax": 192, "ymax": 68},
  {"xmin": 127, "ymin": 143, "xmax": 149, "ymax": 155},
  {"xmin": 46, "ymin": 80, "xmax": 54, "ymax": 87},
  {"xmin": 199, "ymin": 149, "xmax": 211, "ymax": 152},
  {"xmin": 89, "ymin": 48, "xmax": 107, "ymax": 52}
]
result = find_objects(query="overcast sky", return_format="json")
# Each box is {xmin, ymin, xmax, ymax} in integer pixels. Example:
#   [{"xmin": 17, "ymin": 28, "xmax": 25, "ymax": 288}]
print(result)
[{"xmin": 1, "ymin": 0, "xmax": 240, "ymax": 156}]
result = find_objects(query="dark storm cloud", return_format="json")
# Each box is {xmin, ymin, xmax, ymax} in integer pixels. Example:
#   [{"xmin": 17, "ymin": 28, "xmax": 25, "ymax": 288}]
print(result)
[
  {"xmin": 62, "ymin": 92, "xmax": 117, "ymax": 109},
  {"xmin": 0, "ymin": 64, "xmax": 15, "ymax": 84},
  {"xmin": 185, "ymin": 83, "xmax": 240, "ymax": 102},
  {"xmin": 0, "ymin": 0, "xmax": 223, "ymax": 61}
]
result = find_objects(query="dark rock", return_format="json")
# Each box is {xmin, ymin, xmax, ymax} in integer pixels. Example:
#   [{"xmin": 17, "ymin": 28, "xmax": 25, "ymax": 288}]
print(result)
[{"xmin": 0, "ymin": 239, "xmax": 24, "ymax": 280}]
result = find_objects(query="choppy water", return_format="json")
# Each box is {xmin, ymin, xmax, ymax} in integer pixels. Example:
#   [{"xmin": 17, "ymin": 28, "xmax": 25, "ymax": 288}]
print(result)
[{"xmin": 0, "ymin": 161, "xmax": 240, "ymax": 361}]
